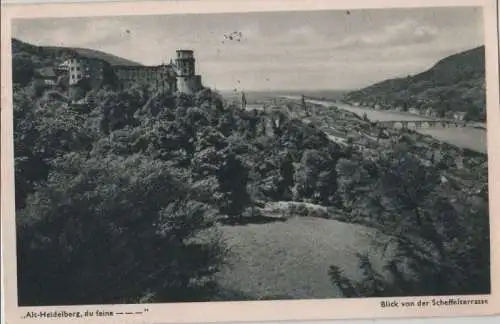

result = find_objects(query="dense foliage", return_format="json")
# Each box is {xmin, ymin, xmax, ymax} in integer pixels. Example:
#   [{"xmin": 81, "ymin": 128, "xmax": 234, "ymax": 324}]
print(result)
[
  {"xmin": 14, "ymin": 85, "xmax": 231, "ymax": 305},
  {"xmin": 13, "ymin": 75, "xmax": 348, "ymax": 305},
  {"xmin": 291, "ymin": 102, "xmax": 490, "ymax": 297},
  {"xmin": 12, "ymin": 39, "xmax": 490, "ymax": 304},
  {"xmin": 330, "ymin": 134, "xmax": 489, "ymax": 296}
]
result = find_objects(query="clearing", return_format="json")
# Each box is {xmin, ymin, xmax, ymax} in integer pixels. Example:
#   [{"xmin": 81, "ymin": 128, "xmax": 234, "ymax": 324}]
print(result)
[{"xmin": 215, "ymin": 216, "xmax": 392, "ymax": 300}]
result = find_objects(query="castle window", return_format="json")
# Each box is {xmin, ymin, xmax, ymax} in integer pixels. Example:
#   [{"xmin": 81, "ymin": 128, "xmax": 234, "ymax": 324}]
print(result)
[
  {"xmin": 77, "ymin": 74, "xmax": 81, "ymax": 79},
  {"xmin": 71, "ymin": 67, "xmax": 75, "ymax": 71},
  {"xmin": 76, "ymin": 66, "xmax": 81, "ymax": 71}
]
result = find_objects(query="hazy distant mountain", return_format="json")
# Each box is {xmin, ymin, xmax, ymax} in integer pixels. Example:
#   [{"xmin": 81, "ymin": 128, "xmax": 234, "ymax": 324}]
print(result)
[
  {"xmin": 344, "ymin": 46, "xmax": 486, "ymax": 121},
  {"xmin": 12, "ymin": 38, "xmax": 142, "ymax": 67}
]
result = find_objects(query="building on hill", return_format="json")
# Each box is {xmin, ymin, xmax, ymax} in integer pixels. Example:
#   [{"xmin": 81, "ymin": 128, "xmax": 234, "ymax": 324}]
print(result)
[
  {"xmin": 112, "ymin": 63, "xmax": 177, "ymax": 93},
  {"xmin": 66, "ymin": 57, "xmax": 107, "ymax": 88},
  {"xmin": 55, "ymin": 49, "xmax": 203, "ymax": 102},
  {"xmin": 67, "ymin": 56, "xmax": 114, "ymax": 101}
]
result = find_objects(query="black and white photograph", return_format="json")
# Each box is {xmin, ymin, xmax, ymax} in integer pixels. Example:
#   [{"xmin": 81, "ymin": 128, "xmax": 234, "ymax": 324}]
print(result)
[{"xmin": 1, "ymin": 0, "xmax": 498, "ymax": 320}]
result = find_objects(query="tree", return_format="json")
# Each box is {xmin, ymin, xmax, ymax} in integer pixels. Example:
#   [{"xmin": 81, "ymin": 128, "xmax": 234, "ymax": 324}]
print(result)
[
  {"xmin": 336, "ymin": 158, "xmax": 372, "ymax": 213},
  {"xmin": 217, "ymin": 110, "xmax": 236, "ymax": 137},
  {"xmin": 241, "ymin": 91, "xmax": 247, "ymax": 110},
  {"xmin": 216, "ymin": 152, "xmax": 250, "ymax": 220},
  {"xmin": 296, "ymin": 149, "xmax": 338, "ymax": 205},
  {"xmin": 13, "ymin": 87, "xmax": 46, "ymax": 208},
  {"xmin": 330, "ymin": 143, "xmax": 489, "ymax": 297},
  {"xmin": 269, "ymin": 109, "xmax": 288, "ymax": 137},
  {"xmin": 14, "ymin": 89, "xmax": 95, "ymax": 208},
  {"xmin": 300, "ymin": 94, "xmax": 307, "ymax": 113},
  {"xmin": 279, "ymin": 152, "xmax": 295, "ymax": 200},
  {"xmin": 185, "ymin": 107, "xmax": 210, "ymax": 131},
  {"xmin": 12, "ymin": 52, "xmax": 36, "ymax": 86},
  {"xmin": 17, "ymin": 153, "xmax": 226, "ymax": 305},
  {"xmin": 330, "ymin": 193, "xmax": 490, "ymax": 297},
  {"xmin": 463, "ymin": 102, "xmax": 480, "ymax": 122},
  {"xmin": 99, "ymin": 89, "xmax": 145, "ymax": 134}
]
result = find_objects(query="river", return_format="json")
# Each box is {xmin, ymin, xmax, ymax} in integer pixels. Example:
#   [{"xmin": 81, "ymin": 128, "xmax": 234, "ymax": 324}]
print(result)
[{"xmin": 282, "ymin": 96, "xmax": 487, "ymax": 154}]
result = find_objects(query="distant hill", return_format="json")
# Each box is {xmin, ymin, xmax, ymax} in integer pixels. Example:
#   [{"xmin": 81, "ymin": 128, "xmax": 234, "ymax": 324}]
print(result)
[
  {"xmin": 12, "ymin": 38, "xmax": 142, "ymax": 67},
  {"xmin": 344, "ymin": 46, "xmax": 486, "ymax": 122},
  {"xmin": 11, "ymin": 38, "xmax": 143, "ymax": 87}
]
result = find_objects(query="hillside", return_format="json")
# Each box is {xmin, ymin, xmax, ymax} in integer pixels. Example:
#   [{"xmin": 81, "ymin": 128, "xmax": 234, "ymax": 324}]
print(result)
[
  {"xmin": 12, "ymin": 38, "xmax": 142, "ymax": 66},
  {"xmin": 344, "ymin": 46, "xmax": 486, "ymax": 122}
]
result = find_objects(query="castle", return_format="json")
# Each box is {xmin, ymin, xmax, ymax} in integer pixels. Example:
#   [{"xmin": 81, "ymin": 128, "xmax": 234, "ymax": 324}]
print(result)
[{"xmin": 43, "ymin": 49, "xmax": 203, "ymax": 102}]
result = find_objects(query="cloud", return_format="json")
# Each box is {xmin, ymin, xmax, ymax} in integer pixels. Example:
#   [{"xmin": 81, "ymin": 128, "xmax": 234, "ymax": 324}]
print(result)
[
  {"xmin": 286, "ymin": 26, "xmax": 321, "ymax": 40},
  {"xmin": 11, "ymin": 10, "xmax": 480, "ymax": 91},
  {"xmin": 271, "ymin": 25, "xmax": 326, "ymax": 46},
  {"xmin": 12, "ymin": 17, "xmax": 127, "ymax": 48},
  {"xmin": 333, "ymin": 19, "xmax": 438, "ymax": 49},
  {"xmin": 13, "ymin": 17, "xmax": 185, "ymax": 64},
  {"xmin": 237, "ymin": 23, "xmax": 262, "ymax": 39}
]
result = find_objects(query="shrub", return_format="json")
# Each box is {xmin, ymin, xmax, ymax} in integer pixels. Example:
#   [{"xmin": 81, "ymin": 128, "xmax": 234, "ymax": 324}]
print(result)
[{"xmin": 17, "ymin": 153, "xmax": 227, "ymax": 305}]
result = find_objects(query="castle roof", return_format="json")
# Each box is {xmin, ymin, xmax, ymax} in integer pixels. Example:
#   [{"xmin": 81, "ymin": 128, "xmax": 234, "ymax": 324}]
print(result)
[{"xmin": 112, "ymin": 63, "xmax": 175, "ymax": 70}]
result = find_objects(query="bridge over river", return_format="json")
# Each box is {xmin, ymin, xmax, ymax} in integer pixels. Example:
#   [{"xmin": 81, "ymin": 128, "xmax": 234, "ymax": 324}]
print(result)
[
  {"xmin": 376, "ymin": 119, "xmax": 470, "ymax": 129},
  {"xmin": 278, "ymin": 96, "xmax": 487, "ymax": 154}
]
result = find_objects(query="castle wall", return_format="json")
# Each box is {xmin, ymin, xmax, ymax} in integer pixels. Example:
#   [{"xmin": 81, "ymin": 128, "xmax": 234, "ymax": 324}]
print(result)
[
  {"xmin": 66, "ymin": 57, "xmax": 106, "ymax": 87},
  {"xmin": 63, "ymin": 49, "xmax": 202, "ymax": 100},
  {"xmin": 176, "ymin": 75, "xmax": 202, "ymax": 95},
  {"xmin": 65, "ymin": 56, "xmax": 109, "ymax": 101},
  {"xmin": 88, "ymin": 60, "xmax": 107, "ymax": 89},
  {"xmin": 113, "ymin": 65, "xmax": 177, "ymax": 92}
]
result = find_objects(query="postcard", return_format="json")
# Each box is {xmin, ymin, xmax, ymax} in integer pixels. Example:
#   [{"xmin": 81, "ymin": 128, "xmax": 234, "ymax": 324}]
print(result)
[{"xmin": 1, "ymin": 0, "xmax": 499, "ymax": 323}]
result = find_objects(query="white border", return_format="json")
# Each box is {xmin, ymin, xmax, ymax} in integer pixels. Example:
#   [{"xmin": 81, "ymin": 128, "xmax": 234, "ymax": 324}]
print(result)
[{"xmin": 1, "ymin": 1, "xmax": 499, "ymax": 323}]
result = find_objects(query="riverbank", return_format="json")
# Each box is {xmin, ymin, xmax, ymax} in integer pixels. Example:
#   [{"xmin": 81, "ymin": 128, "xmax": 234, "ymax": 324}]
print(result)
[
  {"xmin": 340, "ymin": 100, "xmax": 487, "ymax": 130},
  {"xmin": 281, "ymin": 96, "xmax": 487, "ymax": 154}
]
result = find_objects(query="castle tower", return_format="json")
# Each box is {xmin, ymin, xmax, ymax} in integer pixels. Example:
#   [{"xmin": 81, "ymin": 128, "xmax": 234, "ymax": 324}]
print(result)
[
  {"xmin": 175, "ymin": 50, "xmax": 195, "ymax": 76},
  {"xmin": 175, "ymin": 49, "xmax": 202, "ymax": 94}
]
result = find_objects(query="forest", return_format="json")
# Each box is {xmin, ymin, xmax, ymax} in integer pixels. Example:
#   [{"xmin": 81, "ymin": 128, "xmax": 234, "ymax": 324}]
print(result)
[{"xmin": 12, "ymin": 40, "xmax": 490, "ymax": 305}]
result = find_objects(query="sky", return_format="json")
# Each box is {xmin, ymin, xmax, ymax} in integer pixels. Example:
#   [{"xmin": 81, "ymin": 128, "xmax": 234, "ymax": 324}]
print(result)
[{"xmin": 11, "ymin": 7, "xmax": 484, "ymax": 91}]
